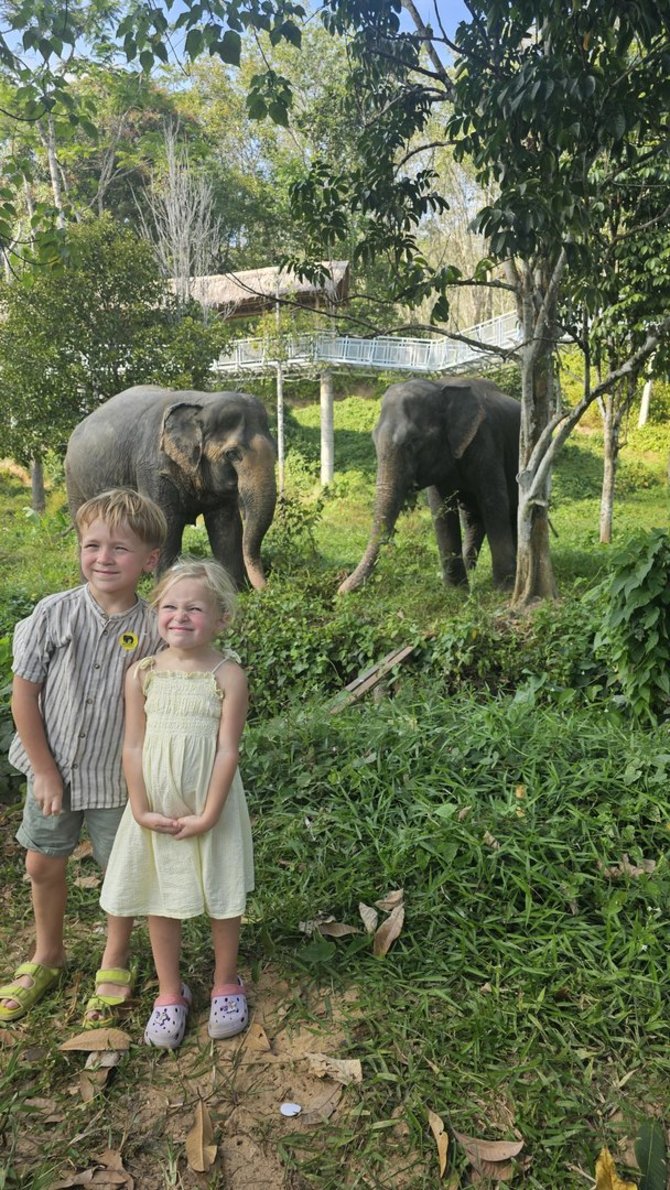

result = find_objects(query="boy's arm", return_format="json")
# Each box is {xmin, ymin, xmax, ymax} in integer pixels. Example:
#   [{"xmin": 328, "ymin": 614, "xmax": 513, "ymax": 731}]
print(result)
[
  {"xmin": 122, "ymin": 666, "xmax": 179, "ymax": 835},
  {"xmin": 173, "ymin": 663, "xmax": 248, "ymax": 840},
  {"xmin": 11, "ymin": 674, "xmax": 63, "ymax": 816}
]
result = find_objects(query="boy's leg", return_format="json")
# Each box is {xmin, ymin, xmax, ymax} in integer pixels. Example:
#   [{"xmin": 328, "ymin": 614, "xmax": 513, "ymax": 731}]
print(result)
[
  {"xmin": 83, "ymin": 915, "xmax": 135, "ymax": 1023},
  {"xmin": 0, "ymin": 851, "xmax": 67, "ymax": 1012},
  {"xmin": 84, "ymin": 808, "xmax": 134, "ymax": 1023},
  {"xmin": 211, "ymin": 916, "xmax": 241, "ymax": 988},
  {"xmin": 1, "ymin": 786, "xmax": 80, "ymax": 1014},
  {"xmin": 148, "ymin": 916, "xmax": 183, "ymax": 999}
]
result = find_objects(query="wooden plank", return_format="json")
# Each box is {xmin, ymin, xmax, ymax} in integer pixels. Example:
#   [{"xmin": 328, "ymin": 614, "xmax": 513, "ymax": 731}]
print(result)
[{"xmin": 329, "ymin": 643, "xmax": 418, "ymax": 714}]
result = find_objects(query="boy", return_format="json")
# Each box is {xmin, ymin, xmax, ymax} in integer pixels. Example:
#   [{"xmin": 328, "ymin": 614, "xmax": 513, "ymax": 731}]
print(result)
[{"xmin": 0, "ymin": 488, "xmax": 167, "ymax": 1025}]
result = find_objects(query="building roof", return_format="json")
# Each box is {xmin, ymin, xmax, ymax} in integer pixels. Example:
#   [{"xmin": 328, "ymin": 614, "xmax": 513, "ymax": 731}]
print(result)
[{"xmin": 185, "ymin": 260, "xmax": 350, "ymax": 318}]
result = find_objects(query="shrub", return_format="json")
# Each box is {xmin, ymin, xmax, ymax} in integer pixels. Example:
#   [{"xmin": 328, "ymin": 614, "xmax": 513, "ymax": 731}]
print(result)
[{"xmin": 595, "ymin": 528, "xmax": 670, "ymax": 722}]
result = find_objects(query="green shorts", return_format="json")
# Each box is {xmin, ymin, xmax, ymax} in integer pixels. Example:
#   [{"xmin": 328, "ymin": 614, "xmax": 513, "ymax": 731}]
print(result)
[{"xmin": 16, "ymin": 782, "xmax": 125, "ymax": 868}]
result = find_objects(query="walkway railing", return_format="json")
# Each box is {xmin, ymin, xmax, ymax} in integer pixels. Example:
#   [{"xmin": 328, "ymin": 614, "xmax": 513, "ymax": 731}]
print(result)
[{"xmin": 213, "ymin": 310, "xmax": 520, "ymax": 376}]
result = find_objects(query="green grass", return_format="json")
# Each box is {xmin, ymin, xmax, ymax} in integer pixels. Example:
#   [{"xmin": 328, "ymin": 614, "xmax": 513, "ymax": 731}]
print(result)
[{"xmin": 1, "ymin": 395, "xmax": 670, "ymax": 1187}]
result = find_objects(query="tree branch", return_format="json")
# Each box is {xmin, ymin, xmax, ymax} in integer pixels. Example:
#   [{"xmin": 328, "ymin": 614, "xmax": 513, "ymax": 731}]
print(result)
[
  {"xmin": 399, "ymin": 0, "xmax": 453, "ymax": 93},
  {"xmin": 527, "ymin": 316, "xmax": 670, "ymax": 491}
]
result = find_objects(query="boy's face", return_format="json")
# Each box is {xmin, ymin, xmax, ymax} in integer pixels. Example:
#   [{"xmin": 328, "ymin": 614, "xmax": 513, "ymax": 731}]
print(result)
[{"xmin": 79, "ymin": 517, "xmax": 160, "ymax": 611}]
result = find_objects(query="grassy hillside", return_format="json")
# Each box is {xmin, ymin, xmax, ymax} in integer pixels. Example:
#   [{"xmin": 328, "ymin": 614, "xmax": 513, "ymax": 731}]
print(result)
[{"xmin": 1, "ymin": 395, "xmax": 669, "ymax": 1188}]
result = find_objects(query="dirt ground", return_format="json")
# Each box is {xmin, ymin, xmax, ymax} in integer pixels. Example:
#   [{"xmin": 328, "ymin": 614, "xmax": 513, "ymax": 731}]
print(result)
[{"xmin": 2, "ymin": 965, "xmax": 404, "ymax": 1188}]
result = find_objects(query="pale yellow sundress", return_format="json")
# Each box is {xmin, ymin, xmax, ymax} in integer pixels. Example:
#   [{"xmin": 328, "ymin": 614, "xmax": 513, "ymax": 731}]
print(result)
[{"xmin": 100, "ymin": 653, "xmax": 254, "ymax": 920}]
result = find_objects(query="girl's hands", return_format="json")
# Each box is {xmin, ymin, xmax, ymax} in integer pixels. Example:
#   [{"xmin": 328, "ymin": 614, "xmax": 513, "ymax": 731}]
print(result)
[
  {"xmin": 135, "ymin": 810, "xmax": 181, "ymax": 834},
  {"xmin": 172, "ymin": 814, "xmax": 212, "ymax": 840}
]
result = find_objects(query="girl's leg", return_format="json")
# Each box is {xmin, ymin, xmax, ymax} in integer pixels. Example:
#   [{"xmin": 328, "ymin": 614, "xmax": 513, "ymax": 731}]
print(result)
[
  {"xmin": 208, "ymin": 916, "xmax": 246, "ymax": 1039},
  {"xmin": 211, "ymin": 916, "xmax": 241, "ymax": 987},
  {"xmin": 148, "ymin": 916, "xmax": 183, "ymax": 999}
]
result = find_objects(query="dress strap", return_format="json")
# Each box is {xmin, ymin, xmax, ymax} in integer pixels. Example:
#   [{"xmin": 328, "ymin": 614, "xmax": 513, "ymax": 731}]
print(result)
[
  {"xmin": 135, "ymin": 655, "xmax": 156, "ymax": 690},
  {"xmin": 211, "ymin": 649, "xmax": 241, "ymax": 673}
]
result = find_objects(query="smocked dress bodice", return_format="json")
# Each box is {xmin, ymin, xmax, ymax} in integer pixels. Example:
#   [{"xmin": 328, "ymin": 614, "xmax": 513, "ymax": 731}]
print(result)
[{"xmin": 100, "ymin": 654, "xmax": 254, "ymax": 921}]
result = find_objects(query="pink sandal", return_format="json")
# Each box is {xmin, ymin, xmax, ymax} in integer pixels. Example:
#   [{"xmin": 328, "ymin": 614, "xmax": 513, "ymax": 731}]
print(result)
[
  {"xmin": 144, "ymin": 984, "xmax": 192, "ymax": 1049},
  {"xmin": 208, "ymin": 976, "xmax": 248, "ymax": 1039}
]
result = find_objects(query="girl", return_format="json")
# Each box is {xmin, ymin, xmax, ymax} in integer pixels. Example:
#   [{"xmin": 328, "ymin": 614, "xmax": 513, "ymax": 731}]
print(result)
[{"xmin": 100, "ymin": 559, "xmax": 254, "ymax": 1050}]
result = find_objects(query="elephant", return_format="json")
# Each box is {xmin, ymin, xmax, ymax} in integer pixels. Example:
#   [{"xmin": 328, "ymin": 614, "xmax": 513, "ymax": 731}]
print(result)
[
  {"xmin": 338, "ymin": 377, "xmax": 520, "ymax": 594},
  {"xmin": 65, "ymin": 385, "xmax": 277, "ymax": 588}
]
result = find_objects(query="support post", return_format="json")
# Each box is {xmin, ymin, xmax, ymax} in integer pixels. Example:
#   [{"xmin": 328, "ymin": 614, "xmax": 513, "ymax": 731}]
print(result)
[{"xmin": 320, "ymin": 369, "xmax": 334, "ymax": 486}]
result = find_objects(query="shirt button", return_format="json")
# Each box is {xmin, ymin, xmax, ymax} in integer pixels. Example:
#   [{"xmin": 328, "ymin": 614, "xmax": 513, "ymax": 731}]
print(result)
[
  {"xmin": 93, "ymin": 663, "xmax": 101, "ymax": 670},
  {"xmin": 72, "ymin": 762, "xmax": 78, "ymax": 769},
  {"xmin": 79, "ymin": 731, "xmax": 86, "ymax": 738},
  {"xmin": 86, "ymin": 698, "xmax": 93, "ymax": 705}
]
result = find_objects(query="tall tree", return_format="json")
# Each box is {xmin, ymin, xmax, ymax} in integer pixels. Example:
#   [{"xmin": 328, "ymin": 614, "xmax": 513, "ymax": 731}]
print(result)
[{"xmin": 0, "ymin": 216, "xmax": 226, "ymax": 506}]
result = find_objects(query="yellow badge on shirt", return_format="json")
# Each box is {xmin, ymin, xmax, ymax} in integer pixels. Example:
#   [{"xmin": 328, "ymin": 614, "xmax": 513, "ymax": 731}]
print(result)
[{"xmin": 119, "ymin": 630, "xmax": 139, "ymax": 652}]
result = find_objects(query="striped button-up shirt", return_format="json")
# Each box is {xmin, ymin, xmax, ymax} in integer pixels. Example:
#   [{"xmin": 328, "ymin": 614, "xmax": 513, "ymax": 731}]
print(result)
[{"xmin": 9, "ymin": 584, "xmax": 162, "ymax": 810}]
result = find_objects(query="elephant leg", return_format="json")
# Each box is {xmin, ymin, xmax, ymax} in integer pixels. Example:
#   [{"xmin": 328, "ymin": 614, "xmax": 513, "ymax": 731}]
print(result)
[
  {"xmin": 478, "ymin": 493, "xmax": 517, "ymax": 589},
  {"xmin": 426, "ymin": 486, "xmax": 468, "ymax": 587},
  {"xmin": 204, "ymin": 505, "xmax": 245, "ymax": 589},
  {"xmin": 160, "ymin": 521, "xmax": 186, "ymax": 572},
  {"xmin": 459, "ymin": 502, "xmax": 485, "ymax": 571}
]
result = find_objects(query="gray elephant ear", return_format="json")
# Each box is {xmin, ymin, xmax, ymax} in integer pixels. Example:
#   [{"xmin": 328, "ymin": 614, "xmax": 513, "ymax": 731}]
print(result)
[
  {"xmin": 160, "ymin": 402, "xmax": 204, "ymax": 472},
  {"xmin": 445, "ymin": 390, "xmax": 485, "ymax": 460}
]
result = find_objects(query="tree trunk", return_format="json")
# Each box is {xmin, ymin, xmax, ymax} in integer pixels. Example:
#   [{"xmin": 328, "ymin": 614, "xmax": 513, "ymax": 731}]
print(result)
[
  {"xmin": 638, "ymin": 374, "xmax": 652, "ymax": 427},
  {"xmin": 599, "ymin": 394, "xmax": 618, "ymax": 544},
  {"xmin": 31, "ymin": 454, "xmax": 46, "ymax": 514},
  {"xmin": 37, "ymin": 116, "xmax": 66, "ymax": 228},
  {"xmin": 511, "ymin": 267, "xmax": 559, "ymax": 607},
  {"xmin": 320, "ymin": 370, "xmax": 334, "ymax": 486}
]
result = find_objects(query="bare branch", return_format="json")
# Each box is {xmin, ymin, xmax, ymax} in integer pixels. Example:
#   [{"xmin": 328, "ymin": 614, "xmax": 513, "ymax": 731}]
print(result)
[{"xmin": 399, "ymin": 0, "xmax": 453, "ymax": 93}]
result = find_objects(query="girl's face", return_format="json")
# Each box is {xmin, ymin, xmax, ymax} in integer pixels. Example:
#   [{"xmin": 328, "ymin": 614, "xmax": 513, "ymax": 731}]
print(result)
[{"xmin": 156, "ymin": 577, "xmax": 226, "ymax": 651}]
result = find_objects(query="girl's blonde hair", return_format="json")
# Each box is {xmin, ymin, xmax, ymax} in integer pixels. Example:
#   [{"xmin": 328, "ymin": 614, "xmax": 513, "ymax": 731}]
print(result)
[{"xmin": 151, "ymin": 557, "xmax": 238, "ymax": 621}]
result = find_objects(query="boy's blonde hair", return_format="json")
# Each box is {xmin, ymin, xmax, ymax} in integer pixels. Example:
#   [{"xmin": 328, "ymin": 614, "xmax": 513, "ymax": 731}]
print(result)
[
  {"xmin": 151, "ymin": 557, "xmax": 238, "ymax": 621},
  {"xmin": 75, "ymin": 489, "xmax": 167, "ymax": 548}
]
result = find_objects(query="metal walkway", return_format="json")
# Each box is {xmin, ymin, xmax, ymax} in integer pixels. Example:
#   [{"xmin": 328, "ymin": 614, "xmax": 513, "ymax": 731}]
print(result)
[{"xmin": 213, "ymin": 310, "xmax": 519, "ymax": 376}]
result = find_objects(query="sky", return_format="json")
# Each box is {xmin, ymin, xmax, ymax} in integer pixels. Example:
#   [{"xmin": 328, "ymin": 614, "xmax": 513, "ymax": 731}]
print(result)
[{"xmin": 405, "ymin": 0, "xmax": 472, "ymax": 41}]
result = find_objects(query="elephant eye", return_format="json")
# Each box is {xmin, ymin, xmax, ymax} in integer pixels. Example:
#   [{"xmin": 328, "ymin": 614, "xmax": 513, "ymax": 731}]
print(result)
[{"xmin": 224, "ymin": 447, "xmax": 242, "ymax": 463}]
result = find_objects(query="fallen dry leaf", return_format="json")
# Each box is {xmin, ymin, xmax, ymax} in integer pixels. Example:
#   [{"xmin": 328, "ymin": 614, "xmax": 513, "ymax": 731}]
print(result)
[
  {"xmin": 457, "ymin": 805, "xmax": 472, "ymax": 821},
  {"xmin": 358, "ymin": 902, "xmax": 379, "ymax": 933},
  {"xmin": 304, "ymin": 1052, "xmax": 363, "ymax": 1085},
  {"xmin": 85, "ymin": 1051, "xmax": 122, "ymax": 1070},
  {"xmin": 317, "ymin": 921, "xmax": 360, "ymax": 937},
  {"xmin": 595, "ymin": 1146, "xmax": 637, "ymax": 1190},
  {"xmin": 427, "ymin": 1108, "xmax": 449, "ymax": 1178},
  {"xmin": 600, "ymin": 854, "xmax": 656, "ymax": 879},
  {"xmin": 374, "ymin": 888, "xmax": 404, "ymax": 911},
  {"xmin": 74, "ymin": 875, "xmax": 101, "ymax": 889},
  {"xmin": 72, "ymin": 840, "xmax": 94, "ymax": 860},
  {"xmin": 296, "ymin": 1085, "xmax": 343, "ymax": 1126},
  {"xmin": 51, "ymin": 1173, "xmax": 129, "ymax": 1189},
  {"xmin": 185, "ymin": 1098, "xmax": 217, "ymax": 1173},
  {"xmin": 454, "ymin": 1131, "xmax": 523, "ymax": 1181},
  {"xmin": 60, "ymin": 1029, "xmax": 130, "ymax": 1053},
  {"xmin": 373, "ymin": 903, "xmax": 405, "ymax": 957},
  {"xmin": 483, "ymin": 830, "xmax": 501, "ymax": 850},
  {"xmin": 79, "ymin": 1069, "xmax": 110, "ymax": 1102},
  {"xmin": 515, "ymin": 784, "xmax": 526, "ymax": 799},
  {"xmin": 244, "ymin": 1021, "xmax": 272, "ymax": 1052},
  {"xmin": 298, "ymin": 914, "xmax": 335, "ymax": 935}
]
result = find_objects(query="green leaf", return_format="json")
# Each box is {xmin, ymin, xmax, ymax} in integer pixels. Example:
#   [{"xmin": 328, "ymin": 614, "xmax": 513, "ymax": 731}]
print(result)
[
  {"xmin": 635, "ymin": 1119, "xmax": 667, "ymax": 1190},
  {"xmin": 268, "ymin": 100, "xmax": 289, "ymax": 127},
  {"xmin": 185, "ymin": 27, "xmax": 203, "ymax": 58},
  {"xmin": 217, "ymin": 29, "xmax": 241, "ymax": 66}
]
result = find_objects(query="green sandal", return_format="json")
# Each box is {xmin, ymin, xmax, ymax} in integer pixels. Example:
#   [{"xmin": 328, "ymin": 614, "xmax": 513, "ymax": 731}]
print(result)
[
  {"xmin": 0, "ymin": 961, "xmax": 63, "ymax": 1024},
  {"xmin": 83, "ymin": 966, "xmax": 135, "ymax": 1028}
]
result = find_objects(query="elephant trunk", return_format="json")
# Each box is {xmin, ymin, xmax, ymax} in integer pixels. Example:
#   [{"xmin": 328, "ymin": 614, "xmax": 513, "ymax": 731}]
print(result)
[
  {"xmin": 237, "ymin": 435, "xmax": 277, "ymax": 590},
  {"xmin": 338, "ymin": 473, "xmax": 406, "ymax": 595}
]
